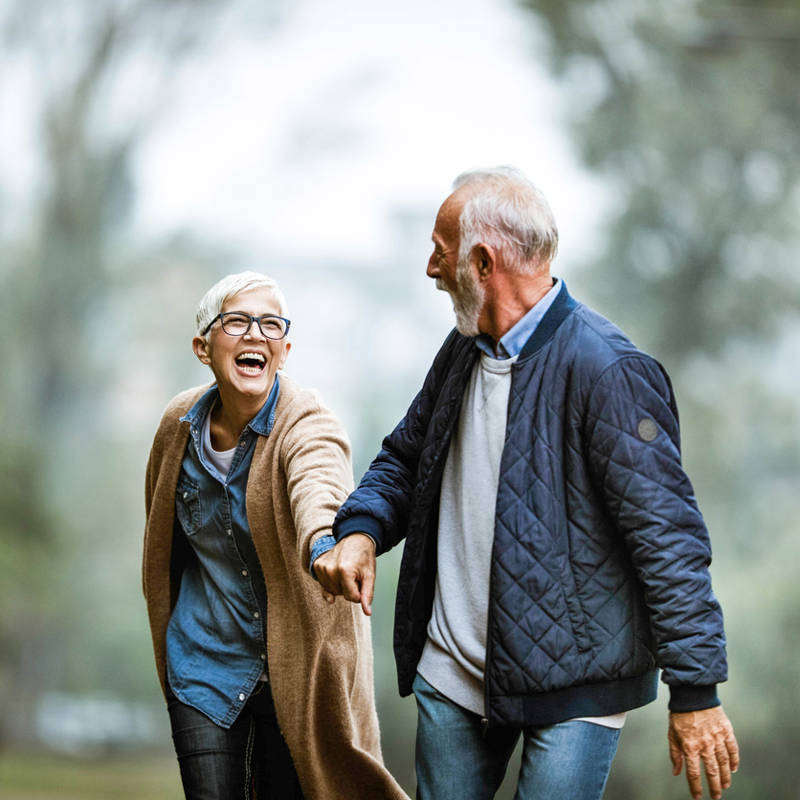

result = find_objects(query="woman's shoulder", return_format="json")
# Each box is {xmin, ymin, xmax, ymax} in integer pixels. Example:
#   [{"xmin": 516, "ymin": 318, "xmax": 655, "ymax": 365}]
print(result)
[
  {"xmin": 275, "ymin": 373, "xmax": 327, "ymax": 415},
  {"xmin": 274, "ymin": 374, "xmax": 347, "ymax": 435}
]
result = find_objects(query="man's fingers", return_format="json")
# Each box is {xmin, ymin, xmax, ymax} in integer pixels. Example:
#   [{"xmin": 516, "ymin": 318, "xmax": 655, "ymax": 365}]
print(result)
[
  {"xmin": 668, "ymin": 735, "xmax": 683, "ymax": 776},
  {"xmin": 714, "ymin": 742, "xmax": 732, "ymax": 790},
  {"xmin": 340, "ymin": 569, "xmax": 364, "ymax": 604},
  {"xmin": 685, "ymin": 753, "xmax": 703, "ymax": 800},
  {"xmin": 360, "ymin": 568, "xmax": 375, "ymax": 616},
  {"xmin": 702, "ymin": 747, "xmax": 723, "ymax": 800},
  {"xmin": 322, "ymin": 590, "xmax": 335, "ymax": 605},
  {"xmin": 314, "ymin": 534, "xmax": 378, "ymax": 611},
  {"xmin": 313, "ymin": 551, "xmax": 338, "ymax": 594},
  {"xmin": 726, "ymin": 730, "xmax": 740, "ymax": 773}
]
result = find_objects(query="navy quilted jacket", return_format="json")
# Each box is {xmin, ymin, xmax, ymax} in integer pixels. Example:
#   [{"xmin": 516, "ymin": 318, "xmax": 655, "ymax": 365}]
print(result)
[{"xmin": 334, "ymin": 283, "xmax": 727, "ymax": 727}]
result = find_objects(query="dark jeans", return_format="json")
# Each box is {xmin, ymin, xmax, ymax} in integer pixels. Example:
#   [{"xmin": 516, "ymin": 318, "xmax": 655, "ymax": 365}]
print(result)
[{"xmin": 166, "ymin": 682, "xmax": 304, "ymax": 800}]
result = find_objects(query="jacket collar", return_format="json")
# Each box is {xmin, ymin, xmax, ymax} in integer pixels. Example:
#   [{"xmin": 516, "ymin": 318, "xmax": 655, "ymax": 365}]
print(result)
[{"xmin": 517, "ymin": 280, "xmax": 578, "ymax": 359}]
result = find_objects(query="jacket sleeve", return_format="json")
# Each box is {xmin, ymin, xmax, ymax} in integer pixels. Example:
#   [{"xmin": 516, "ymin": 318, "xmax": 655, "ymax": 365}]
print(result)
[
  {"xmin": 583, "ymin": 354, "xmax": 727, "ymax": 711},
  {"xmin": 333, "ymin": 329, "xmax": 464, "ymax": 555}
]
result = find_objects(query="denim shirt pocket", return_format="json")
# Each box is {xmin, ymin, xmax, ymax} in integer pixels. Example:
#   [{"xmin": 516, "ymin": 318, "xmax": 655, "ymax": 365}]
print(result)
[{"xmin": 175, "ymin": 478, "xmax": 202, "ymax": 535}]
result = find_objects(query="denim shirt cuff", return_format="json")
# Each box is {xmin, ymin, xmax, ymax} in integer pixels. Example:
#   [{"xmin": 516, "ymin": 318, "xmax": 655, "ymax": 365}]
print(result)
[{"xmin": 309, "ymin": 535, "xmax": 337, "ymax": 580}]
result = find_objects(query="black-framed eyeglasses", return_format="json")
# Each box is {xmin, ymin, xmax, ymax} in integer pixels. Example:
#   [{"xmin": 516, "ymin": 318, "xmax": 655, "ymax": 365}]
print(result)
[{"xmin": 202, "ymin": 312, "xmax": 291, "ymax": 340}]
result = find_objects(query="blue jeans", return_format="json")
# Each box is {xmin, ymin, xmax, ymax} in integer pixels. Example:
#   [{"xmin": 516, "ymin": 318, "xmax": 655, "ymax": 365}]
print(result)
[
  {"xmin": 413, "ymin": 674, "xmax": 620, "ymax": 800},
  {"xmin": 166, "ymin": 682, "xmax": 304, "ymax": 799}
]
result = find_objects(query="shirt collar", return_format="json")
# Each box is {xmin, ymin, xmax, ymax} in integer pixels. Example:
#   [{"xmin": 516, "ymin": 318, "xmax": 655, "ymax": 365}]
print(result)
[
  {"xmin": 180, "ymin": 374, "xmax": 280, "ymax": 437},
  {"xmin": 475, "ymin": 277, "xmax": 562, "ymax": 359}
]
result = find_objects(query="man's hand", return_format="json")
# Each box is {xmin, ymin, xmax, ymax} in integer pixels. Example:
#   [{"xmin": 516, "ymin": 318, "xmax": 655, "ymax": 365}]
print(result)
[
  {"xmin": 314, "ymin": 533, "xmax": 377, "ymax": 616},
  {"xmin": 668, "ymin": 706, "xmax": 739, "ymax": 800}
]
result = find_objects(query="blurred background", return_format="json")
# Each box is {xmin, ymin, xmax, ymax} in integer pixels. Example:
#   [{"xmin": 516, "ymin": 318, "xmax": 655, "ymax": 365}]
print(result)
[{"xmin": 1, "ymin": 0, "xmax": 798, "ymax": 797}]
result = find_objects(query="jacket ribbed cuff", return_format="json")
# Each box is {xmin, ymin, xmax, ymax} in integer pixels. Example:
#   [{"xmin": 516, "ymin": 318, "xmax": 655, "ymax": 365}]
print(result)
[
  {"xmin": 334, "ymin": 514, "xmax": 382, "ymax": 550},
  {"xmin": 668, "ymin": 684, "xmax": 720, "ymax": 712}
]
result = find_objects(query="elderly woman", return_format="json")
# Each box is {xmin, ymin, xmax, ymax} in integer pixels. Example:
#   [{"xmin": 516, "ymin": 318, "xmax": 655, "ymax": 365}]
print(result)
[{"xmin": 143, "ymin": 272, "xmax": 407, "ymax": 800}]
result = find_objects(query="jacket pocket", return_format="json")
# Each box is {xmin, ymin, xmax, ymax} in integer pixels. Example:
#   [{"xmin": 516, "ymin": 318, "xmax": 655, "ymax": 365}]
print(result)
[
  {"xmin": 175, "ymin": 479, "xmax": 202, "ymax": 535},
  {"xmin": 558, "ymin": 555, "xmax": 592, "ymax": 656}
]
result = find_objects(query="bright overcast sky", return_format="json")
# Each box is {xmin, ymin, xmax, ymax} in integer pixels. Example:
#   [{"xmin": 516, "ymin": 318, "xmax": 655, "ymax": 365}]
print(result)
[{"xmin": 133, "ymin": 0, "xmax": 605, "ymax": 267}]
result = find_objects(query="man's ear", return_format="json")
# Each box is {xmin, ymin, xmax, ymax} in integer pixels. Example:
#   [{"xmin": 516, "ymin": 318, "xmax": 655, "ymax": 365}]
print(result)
[
  {"xmin": 192, "ymin": 335, "xmax": 211, "ymax": 365},
  {"xmin": 470, "ymin": 243, "xmax": 496, "ymax": 281}
]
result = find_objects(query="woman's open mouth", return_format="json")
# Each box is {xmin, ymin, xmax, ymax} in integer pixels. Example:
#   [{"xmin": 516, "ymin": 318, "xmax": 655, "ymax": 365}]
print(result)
[{"xmin": 235, "ymin": 351, "xmax": 267, "ymax": 376}]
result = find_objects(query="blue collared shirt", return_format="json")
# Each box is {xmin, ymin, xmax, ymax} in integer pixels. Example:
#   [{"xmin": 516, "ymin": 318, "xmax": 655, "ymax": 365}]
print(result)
[{"xmin": 166, "ymin": 377, "xmax": 279, "ymax": 728}]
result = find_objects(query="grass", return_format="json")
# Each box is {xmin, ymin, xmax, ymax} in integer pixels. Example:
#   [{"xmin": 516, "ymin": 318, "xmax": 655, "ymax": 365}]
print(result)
[{"xmin": 0, "ymin": 749, "xmax": 183, "ymax": 800}]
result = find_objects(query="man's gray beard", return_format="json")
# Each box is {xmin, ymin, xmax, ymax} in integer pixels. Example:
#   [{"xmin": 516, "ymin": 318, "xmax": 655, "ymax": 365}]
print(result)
[{"xmin": 451, "ymin": 257, "xmax": 483, "ymax": 337}]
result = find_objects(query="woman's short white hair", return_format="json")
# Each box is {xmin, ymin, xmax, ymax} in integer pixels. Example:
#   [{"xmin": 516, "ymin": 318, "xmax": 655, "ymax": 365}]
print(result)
[
  {"xmin": 195, "ymin": 271, "xmax": 289, "ymax": 338},
  {"xmin": 452, "ymin": 166, "xmax": 558, "ymax": 274}
]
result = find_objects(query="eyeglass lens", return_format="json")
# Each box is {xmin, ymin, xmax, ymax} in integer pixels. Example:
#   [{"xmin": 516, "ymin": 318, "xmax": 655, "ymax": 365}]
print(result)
[{"xmin": 220, "ymin": 313, "xmax": 288, "ymax": 339}]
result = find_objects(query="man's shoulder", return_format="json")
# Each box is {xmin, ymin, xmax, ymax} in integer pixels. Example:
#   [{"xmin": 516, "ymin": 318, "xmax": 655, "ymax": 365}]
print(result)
[{"xmin": 561, "ymin": 302, "xmax": 654, "ymax": 371}]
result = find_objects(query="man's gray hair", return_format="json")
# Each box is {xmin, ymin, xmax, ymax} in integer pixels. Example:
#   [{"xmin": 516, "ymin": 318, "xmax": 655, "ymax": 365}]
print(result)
[
  {"xmin": 195, "ymin": 271, "xmax": 289, "ymax": 338},
  {"xmin": 452, "ymin": 166, "xmax": 558, "ymax": 273}
]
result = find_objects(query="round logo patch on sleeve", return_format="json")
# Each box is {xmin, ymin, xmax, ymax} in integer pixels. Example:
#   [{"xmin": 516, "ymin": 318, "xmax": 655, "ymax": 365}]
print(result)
[{"xmin": 637, "ymin": 418, "xmax": 659, "ymax": 442}]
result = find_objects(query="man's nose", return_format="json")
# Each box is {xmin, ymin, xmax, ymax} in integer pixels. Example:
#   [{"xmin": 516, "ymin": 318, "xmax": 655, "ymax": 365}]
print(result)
[{"xmin": 426, "ymin": 254, "xmax": 439, "ymax": 278}]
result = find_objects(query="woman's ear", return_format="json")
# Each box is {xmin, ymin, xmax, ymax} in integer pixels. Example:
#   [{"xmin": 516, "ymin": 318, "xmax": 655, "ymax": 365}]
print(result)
[
  {"xmin": 192, "ymin": 335, "xmax": 211, "ymax": 365},
  {"xmin": 279, "ymin": 341, "xmax": 292, "ymax": 369}
]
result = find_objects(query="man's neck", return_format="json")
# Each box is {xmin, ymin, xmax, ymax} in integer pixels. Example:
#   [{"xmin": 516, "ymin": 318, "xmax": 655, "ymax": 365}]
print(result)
[{"xmin": 480, "ymin": 270, "xmax": 553, "ymax": 343}]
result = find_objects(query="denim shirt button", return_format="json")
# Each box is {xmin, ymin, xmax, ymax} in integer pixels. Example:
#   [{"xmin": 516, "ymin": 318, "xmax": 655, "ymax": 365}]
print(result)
[
  {"xmin": 241, "ymin": 570, "xmax": 248, "ymax": 577},
  {"xmin": 238, "ymin": 693, "xmax": 245, "ymax": 702},
  {"xmin": 253, "ymin": 611, "xmax": 260, "ymax": 619},
  {"xmin": 226, "ymin": 528, "xmax": 232, "ymax": 536}
]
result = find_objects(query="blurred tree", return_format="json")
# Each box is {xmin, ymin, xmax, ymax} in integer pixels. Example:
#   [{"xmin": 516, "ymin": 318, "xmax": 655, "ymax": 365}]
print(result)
[
  {"xmin": 517, "ymin": 1, "xmax": 800, "ymax": 797},
  {"xmin": 0, "ymin": 0, "xmax": 290, "ymax": 744}
]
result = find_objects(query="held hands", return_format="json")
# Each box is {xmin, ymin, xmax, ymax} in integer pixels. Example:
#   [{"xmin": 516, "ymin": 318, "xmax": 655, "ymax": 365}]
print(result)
[
  {"xmin": 668, "ymin": 706, "xmax": 739, "ymax": 800},
  {"xmin": 314, "ymin": 533, "xmax": 377, "ymax": 616}
]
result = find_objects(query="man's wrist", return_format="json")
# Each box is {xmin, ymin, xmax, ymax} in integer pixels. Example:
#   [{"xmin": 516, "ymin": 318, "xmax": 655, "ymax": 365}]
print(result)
[{"xmin": 334, "ymin": 514, "xmax": 382, "ymax": 550}]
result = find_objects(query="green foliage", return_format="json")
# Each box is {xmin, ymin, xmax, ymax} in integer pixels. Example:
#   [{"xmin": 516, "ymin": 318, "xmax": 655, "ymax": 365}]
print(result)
[
  {"xmin": 522, "ymin": 0, "xmax": 800, "ymax": 361},
  {"xmin": 518, "ymin": 1, "xmax": 800, "ymax": 796}
]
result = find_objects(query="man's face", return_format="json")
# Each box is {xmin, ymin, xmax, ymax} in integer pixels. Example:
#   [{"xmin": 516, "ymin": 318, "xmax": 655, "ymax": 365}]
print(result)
[
  {"xmin": 193, "ymin": 286, "xmax": 291, "ymax": 402},
  {"xmin": 427, "ymin": 192, "xmax": 484, "ymax": 336}
]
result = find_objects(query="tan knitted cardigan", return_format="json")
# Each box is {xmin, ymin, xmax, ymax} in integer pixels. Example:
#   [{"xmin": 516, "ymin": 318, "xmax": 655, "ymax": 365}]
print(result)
[{"xmin": 143, "ymin": 376, "xmax": 409, "ymax": 800}]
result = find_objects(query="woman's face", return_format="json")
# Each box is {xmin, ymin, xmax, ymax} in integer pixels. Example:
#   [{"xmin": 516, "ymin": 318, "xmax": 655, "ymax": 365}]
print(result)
[{"xmin": 193, "ymin": 286, "xmax": 291, "ymax": 404}]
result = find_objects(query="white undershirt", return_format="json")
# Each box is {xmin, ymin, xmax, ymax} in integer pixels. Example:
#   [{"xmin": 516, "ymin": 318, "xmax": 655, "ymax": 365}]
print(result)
[{"xmin": 201, "ymin": 409, "xmax": 236, "ymax": 478}]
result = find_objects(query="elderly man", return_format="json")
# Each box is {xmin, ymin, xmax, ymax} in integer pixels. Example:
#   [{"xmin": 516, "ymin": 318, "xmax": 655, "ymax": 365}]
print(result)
[{"xmin": 313, "ymin": 167, "xmax": 738, "ymax": 800}]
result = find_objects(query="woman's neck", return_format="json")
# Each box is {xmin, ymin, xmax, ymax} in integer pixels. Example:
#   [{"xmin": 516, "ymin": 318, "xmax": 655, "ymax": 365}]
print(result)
[{"xmin": 209, "ymin": 384, "xmax": 272, "ymax": 450}]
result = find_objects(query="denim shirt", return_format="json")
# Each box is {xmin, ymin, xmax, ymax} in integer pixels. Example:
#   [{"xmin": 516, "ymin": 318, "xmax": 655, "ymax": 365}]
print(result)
[{"xmin": 166, "ymin": 377, "xmax": 279, "ymax": 728}]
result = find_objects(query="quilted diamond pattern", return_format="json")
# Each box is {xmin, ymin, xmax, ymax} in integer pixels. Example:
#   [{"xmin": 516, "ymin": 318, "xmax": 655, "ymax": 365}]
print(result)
[{"xmin": 335, "ymin": 289, "xmax": 727, "ymax": 728}]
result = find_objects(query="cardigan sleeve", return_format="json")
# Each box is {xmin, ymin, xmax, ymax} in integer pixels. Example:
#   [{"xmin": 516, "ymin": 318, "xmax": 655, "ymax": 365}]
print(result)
[{"xmin": 281, "ymin": 398, "xmax": 354, "ymax": 571}]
